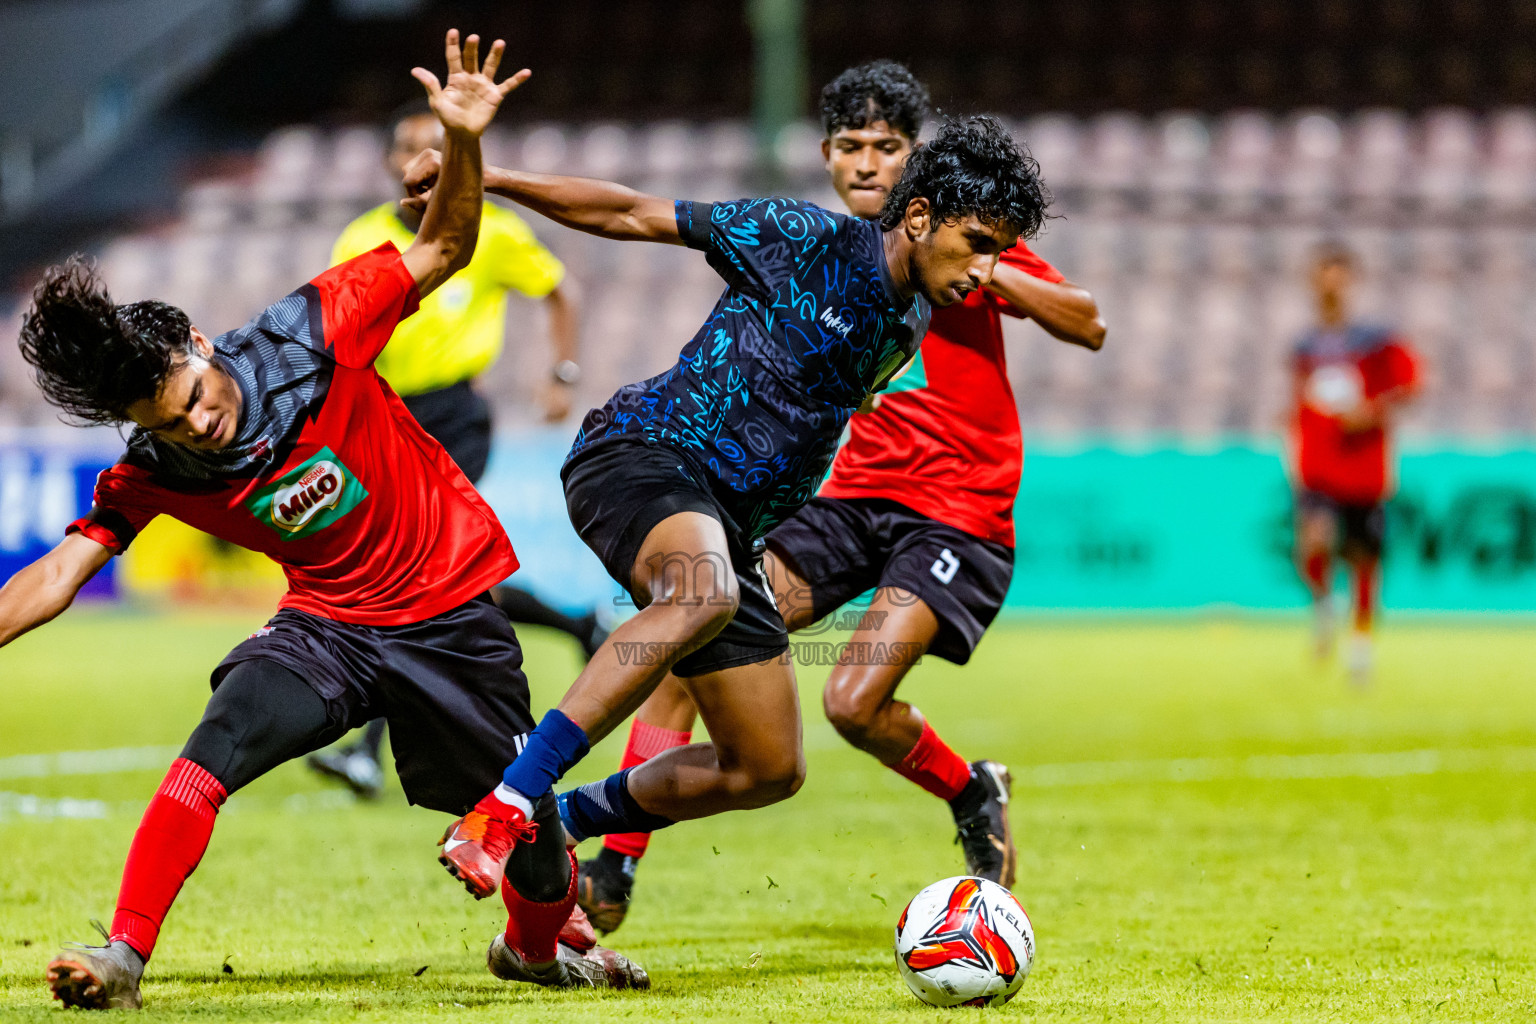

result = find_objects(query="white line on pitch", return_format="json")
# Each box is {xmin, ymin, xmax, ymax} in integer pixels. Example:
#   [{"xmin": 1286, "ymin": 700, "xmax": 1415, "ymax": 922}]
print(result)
[
  {"xmin": 0, "ymin": 745, "xmax": 182, "ymax": 781},
  {"xmin": 0, "ymin": 791, "xmax": 111, "ymax": 820},
  {"xmin": 0, "ymin": 788, "xmax": 361, "ymax": 824}
]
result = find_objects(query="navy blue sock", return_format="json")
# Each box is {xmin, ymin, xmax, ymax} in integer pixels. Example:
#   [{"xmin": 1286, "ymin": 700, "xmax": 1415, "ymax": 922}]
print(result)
[
  {"xmin": 558, "ymin": 767, "xmax": 676, "ymax": 842},
  {"xmin": 501, "ymin": 710, "xmax": 591, "ymax": 799}
]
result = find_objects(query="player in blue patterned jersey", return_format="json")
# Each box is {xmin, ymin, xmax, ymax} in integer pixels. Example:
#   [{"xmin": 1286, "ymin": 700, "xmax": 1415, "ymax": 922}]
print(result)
[
  {"xmin": 574, "ymin": 195, "xmax": 931, "ymax": 540},
  {"xmin": 406, "ymin": 116, "xmax": 1051, "ymax": 905}
]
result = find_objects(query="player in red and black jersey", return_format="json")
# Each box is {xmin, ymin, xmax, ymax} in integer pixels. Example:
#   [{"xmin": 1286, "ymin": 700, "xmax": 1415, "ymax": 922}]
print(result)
[
  {"xmin": 575, "ymin": 63, "xmax": 1106, "ymax": 932},
  {"xmin": 1290, "ymin": 243, "xmax": 1421, "ymax": 681},
  {"xmin": 0, "ymin": 33, "xmax": 644, "ymax": 1009}
]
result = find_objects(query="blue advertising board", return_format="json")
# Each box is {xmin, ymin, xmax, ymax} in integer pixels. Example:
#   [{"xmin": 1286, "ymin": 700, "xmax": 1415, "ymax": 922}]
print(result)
[{"xmin": 0, "ymin": 436, "xmax": 119, "ymax": 597}]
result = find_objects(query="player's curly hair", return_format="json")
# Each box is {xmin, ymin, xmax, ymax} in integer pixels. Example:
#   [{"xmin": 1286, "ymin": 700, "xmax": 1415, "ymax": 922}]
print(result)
[
  {"xmin": 17, "ymin": 255, "xmax": 192, "ymax": 425},
  {"xmin": 879, "ymin": 115, "xmax": 1051, "ymax": 239},
  {"xmin": 820, "ymin": 60, "xmax": 931, "ymax": 140}
]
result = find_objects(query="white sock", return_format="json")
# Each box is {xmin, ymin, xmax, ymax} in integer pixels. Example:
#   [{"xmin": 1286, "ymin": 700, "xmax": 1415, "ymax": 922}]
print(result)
[{"xmin": 489, "ymin": 783, "xmax": 535, "ymax": 820}]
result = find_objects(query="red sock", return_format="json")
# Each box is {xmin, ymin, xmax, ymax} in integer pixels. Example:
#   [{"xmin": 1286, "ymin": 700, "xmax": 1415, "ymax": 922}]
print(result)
[
  {"xmin": 1352, "ymin": 557, "xmax": 1379, "ymax": 631},
  {"xmin": 602, "ymin": 720, "xmax": 691, "ymax": 859},
  {"xmin": 1303, "ymin": 551, "xmax": 1330, "ymax": 595},
  {"xmin": 501, "ymin": 850, "xmax": 578, "ymax": 963},
  {"xmin": 109, "ymin": 758, "xmax": 227, "ymax": 960},
  {"xmin": 892, "ymin": 720, "xmax": 972, "ymax": 801}
]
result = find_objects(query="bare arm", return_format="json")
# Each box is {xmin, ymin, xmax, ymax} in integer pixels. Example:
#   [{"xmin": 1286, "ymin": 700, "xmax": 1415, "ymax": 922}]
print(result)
[
  {"xmin": 399, "ymin": 30, "xmax": 530, "ymax": 297},
  {"xmin": 0, "ymin": 534, "xmax": 113, "ymax": 649},
  {"xmin": 539, "ymin": 281, "xmax": 580, "ymax": 421},
  {"xmin": 1340, "ymin": 380, "xmax": 1419, "ymax": 432},
  {"xmin": 985, "ymin": 262, "xmax": 1107, "ymax": 351},
  {"xmin": 406, "ymin": 153, "xmax": 681, "ymax": 245},
  {"xmin": 485, "ymin": 167, "xmax": 681, "ymax": 244}
]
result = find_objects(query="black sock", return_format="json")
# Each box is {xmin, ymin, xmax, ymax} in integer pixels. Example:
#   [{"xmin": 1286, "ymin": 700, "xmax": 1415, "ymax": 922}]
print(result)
[
  {"xmin": 947, "ymin": 768, "xmax": 986, "ymax": 819},
  {"xmin": 505, "ymin": 794, "xmax": 572, "ymax": 904},
  {"xmin": 595, "ymin": 845, "xmax": 637, "ymax": 886}
]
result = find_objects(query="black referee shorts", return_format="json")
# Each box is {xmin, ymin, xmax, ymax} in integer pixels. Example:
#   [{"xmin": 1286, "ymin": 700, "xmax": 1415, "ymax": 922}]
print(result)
[
  {"xmin": 402, "ymin": 381, "xmax": 493, "ymax": 485},
  {"xmin": 562, "ymin": 436, "xmax": 790, "ymax": 677},
  {"xmin": 766, "ymin": 496, "xmax": 1015, "ymax": 665},
  {"xmin": 212, "ymin": 593, "xmax": 534, "ymax": 815}
]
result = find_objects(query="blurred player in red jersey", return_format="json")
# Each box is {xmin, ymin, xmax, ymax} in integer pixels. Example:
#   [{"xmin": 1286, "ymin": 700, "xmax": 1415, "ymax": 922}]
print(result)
[
  {"xmin": 574, "ymin": 63, "xmax": 1105, "ymax": 932},
  {"xmin": 1290, "ymin": 242, "xmax": 1421, "ymax": 681},
  {"xmin": 0, "ymin": 33, "xmax": 644, "ymax": 1008}
]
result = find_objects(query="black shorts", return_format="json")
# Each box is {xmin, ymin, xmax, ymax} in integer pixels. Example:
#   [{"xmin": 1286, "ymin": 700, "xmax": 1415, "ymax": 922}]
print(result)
[
  {"xmin": 562, "ymin": 436, "xmax": 789, "ymax": 677},
  {"xmin": 766, "ymin": 497, "xmax": 1014, "ymax": 665},
  {"xmin": 403, "ymin": 380, "xmax": 493, "ymax": 485},
  {"xmin": 1297, "ymin": 490, "xmax": 1386, "ymax": 559},
  {"xmin": 212, "ymin": 593, "xmax": 533, "ymax": 815}
]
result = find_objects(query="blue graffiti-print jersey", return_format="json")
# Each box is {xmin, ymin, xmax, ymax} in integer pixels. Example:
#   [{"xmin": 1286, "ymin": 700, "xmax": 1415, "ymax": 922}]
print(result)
[{"xmin": 569, "ymin": 197, "xmax": 931, "ymax": 540}]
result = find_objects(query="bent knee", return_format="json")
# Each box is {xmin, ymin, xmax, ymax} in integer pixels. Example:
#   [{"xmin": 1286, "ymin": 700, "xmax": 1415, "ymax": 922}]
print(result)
[
  {"xmin": 653, "ymin": 584, "xmax": 738, "ymax": 644},
  {"xmin": 823, "ymin": 677, "xmax": 882, "ymax": 744},
  {"xmin": 690, "ymin": 587, "xmax": 739, "ymax": 639},
  {"xmin": 725, "ymin": 755, "xmax": 806, "ymax": 808}
]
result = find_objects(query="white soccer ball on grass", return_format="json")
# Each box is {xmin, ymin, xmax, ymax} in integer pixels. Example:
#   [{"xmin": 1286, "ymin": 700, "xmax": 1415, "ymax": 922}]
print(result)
[{"xmin": 893, "ymin": 876, "xmax": 1035, "ymax": 1008}]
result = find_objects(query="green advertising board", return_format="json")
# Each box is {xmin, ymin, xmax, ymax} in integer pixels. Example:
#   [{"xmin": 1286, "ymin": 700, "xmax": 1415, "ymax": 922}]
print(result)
[
  {"xmin": 475, "ymin": 431, "xmax": 1536, "ymax": 615},
  {"xmin": 1008, "ymin": 441, "xmax": 1536, "ymax": 613}
]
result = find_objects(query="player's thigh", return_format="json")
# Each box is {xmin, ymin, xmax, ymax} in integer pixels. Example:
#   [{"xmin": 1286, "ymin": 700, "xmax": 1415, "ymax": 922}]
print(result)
[
  {"xmin": 182, "ymin": 658, "xmax": 342, "ymax": 794},
  {"xmin": 823, "ymin": 586, "xmax": 940, "ymax": 715},
  {"xmin": 563, "ymin": 438, "xmax": 735, "ymax": 612},
  {"xmin": 629, "ymin": 510, "xmax": 738, "ymax": 612},
  {"xmin": 765, "ymin": 498, "xmax": 885, "ymax": 631},
  {"xmin": 377, "ymin": 594, "xmax": 538, "ymax": 815},
  {"xmin": 676, "ymin": 656, "xmax": 804, "ymax": 782},
  {"xmin": 878, "ymin": 521, "xmax": 1013, "ymax": 665},
  {"xmin": 762, "ymin": 545, "xmax": 818, "ymax": 632},
  {"xmin": 1339, "ymin": 502, "xmax": 1385, "ymax": 564},
  {"xmin": 1295, "ymin": 494, "xmax": 1338, "ymax": 553},
  {"xmin": 635, "ymin": 672, "xmax": 700, "ymax": 733}
]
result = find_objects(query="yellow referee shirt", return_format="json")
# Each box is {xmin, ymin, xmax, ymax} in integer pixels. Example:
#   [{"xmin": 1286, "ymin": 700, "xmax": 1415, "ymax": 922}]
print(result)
[{"xmin": 330, "ymin": 201, "xmax": 565, "ymax": 396}]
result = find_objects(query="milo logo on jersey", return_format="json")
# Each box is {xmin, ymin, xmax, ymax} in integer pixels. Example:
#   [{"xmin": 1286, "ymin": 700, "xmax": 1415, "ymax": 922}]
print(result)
[{"xmin": 244, "ymin": 447, "xmax": 368, "ymax": 541}]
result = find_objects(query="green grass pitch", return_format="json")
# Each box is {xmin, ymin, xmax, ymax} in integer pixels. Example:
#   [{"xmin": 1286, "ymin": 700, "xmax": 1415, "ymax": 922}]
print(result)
[{"xmin": 2, "ymin": 609, "xmax": 1534, "ymax": 1021}]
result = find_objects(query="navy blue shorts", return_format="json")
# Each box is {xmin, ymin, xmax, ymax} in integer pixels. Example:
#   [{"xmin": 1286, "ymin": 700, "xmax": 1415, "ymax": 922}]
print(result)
[
  {"xmin": 562, "ymin": 436, "xmax": 789, "ymax": 677},
  {"xmin": 766, "ymin": 497, "xmax": 1014, "ymax": 664},
  {"xmin": 212, "ymin": 593, "xmax": 534, "ymax": 815}
]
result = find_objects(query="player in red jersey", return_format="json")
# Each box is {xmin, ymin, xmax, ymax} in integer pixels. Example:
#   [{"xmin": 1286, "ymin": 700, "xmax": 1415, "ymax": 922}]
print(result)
[
  {"xmin": 575, "ymin": 63, "xmax": 1105, "ymax": 932},
  {"xmin": 1290, "ymin": 242, "xmax": 1421, "ymax": 681},
  {"xmin": 0, "ymin": 32, "xmax": 644, "ymax": 1008}
]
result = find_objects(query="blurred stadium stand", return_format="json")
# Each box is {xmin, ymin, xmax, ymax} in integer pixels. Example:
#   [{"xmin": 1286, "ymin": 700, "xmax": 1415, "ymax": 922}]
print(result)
[
  {"xmin": 4, "ymin": 108, "xmax": 1536, "ymax": 439},
  {"xmin": 5, "ymin": 1, "xmax": 1536, "ymax": 439}
]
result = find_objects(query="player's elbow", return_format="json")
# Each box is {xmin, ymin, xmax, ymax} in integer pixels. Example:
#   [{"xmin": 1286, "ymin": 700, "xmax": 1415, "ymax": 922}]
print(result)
[
  {"xmin": 1080, "ymin": 314, "xmax": 1107, "ymax": 351},
  {"xmin": 0, "ymin": 574, "xmax": 75, "ymax": 648},
  {"xmin": 1071, "ymin": 292, "xmax": 1107, "ymax": 351},
  {"xmin": 442, "ymin": 234, "xmax": 476, "ymax": 277}
]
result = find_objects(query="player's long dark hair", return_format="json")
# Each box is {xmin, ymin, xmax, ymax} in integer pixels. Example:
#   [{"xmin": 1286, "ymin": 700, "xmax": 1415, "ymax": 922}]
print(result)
[
  {"xmin": 17, "ymin": 255, "xmax": 191, "ymax": 425},
  {"xmin": 820, "ymin": 60, "xmax": 931, "ymax": 140},
  {"xmin": 879, "ymin": 115, "xmax": 1051, "ymax": 239}
]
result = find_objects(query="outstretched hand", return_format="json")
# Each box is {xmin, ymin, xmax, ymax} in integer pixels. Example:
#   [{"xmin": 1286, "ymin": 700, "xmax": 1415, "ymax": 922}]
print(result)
[{"xmin": 411, "ymin": 28, "xmax": 529, "ymax": 139}]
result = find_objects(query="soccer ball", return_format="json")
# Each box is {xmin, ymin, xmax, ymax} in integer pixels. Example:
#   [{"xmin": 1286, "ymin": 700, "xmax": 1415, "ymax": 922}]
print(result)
[
  {"xmin": 893, "ymin": 876, "xmax": 1035, "ymax": 1008},
  {"xmin": 1306, "ymin": 363, "xmax": 1365, "ymax": 415}
]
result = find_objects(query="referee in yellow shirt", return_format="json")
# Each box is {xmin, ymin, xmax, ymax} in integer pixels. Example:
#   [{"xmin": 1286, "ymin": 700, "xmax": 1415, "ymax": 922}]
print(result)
[{"xmin": 309, "ymin": 104, "xmax": 606, "ymax": 798}]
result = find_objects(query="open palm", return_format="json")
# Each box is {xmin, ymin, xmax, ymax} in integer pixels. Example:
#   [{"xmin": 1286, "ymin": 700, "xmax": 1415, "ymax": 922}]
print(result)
[{"xmin": 412, "ymin": 29, "xmax": 530, "ymax": 138}]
